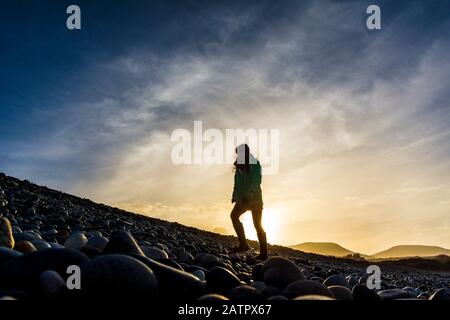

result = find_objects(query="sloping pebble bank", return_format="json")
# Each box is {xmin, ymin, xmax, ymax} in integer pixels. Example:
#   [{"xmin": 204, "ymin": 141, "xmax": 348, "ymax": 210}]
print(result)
[{"xmin": 0, "ymin": 173, "xmax": 449, "ymax": 301}]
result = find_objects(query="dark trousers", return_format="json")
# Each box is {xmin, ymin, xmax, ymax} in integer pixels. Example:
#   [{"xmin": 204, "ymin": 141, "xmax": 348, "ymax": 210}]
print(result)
[{"xmin": 230, "ymin": 202, "xmax": 267, "ymax": 254}]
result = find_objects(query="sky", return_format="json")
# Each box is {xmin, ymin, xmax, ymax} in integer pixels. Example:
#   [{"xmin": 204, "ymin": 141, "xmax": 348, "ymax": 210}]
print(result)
[{"xmin": 1, "ymin": 0, "xmax": 450, "ymax": 254}]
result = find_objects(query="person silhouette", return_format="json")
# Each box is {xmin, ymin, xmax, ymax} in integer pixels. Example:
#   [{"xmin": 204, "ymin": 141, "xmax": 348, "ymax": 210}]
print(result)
[{"xmin": 230, "ymin": 144, "xmax": 268, "ymax": 260}]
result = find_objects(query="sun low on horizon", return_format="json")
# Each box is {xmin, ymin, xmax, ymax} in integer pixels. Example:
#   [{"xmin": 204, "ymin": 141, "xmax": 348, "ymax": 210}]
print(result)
[{"xmin": 241, "ymin": 208, "xmax": 281, "ymax": 244}]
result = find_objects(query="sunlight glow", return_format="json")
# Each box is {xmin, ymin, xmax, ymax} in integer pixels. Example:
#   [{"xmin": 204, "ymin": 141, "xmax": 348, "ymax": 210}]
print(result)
[{"xmin": 242, "ymin": 208, "xmax": 280, "ymax": 244}]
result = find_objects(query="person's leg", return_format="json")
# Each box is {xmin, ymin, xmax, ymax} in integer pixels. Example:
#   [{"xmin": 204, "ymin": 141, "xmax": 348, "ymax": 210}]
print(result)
[
  {"xmin": 251, "ymin": 205, "xmax": 268, "ymax": 260},
  {"xmin": 230, "ymin": 203, "xmax": 250, "ymax": 251}
]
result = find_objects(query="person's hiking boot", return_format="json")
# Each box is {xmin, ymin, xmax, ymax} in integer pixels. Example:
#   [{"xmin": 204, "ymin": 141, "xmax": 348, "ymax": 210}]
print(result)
[
  {"xmin": 253, "ymin": 252, "xmax": 268, "ymax": 261},
  {"xmin": 245, "ymin": 252, "xmax": 267, "ymax": 264}
]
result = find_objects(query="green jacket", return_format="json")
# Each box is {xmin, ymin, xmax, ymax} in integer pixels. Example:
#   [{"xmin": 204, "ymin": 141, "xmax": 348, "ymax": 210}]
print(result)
[{"xmin": 232, "ymin": 161, "xmax": 263, "ymax": 206}]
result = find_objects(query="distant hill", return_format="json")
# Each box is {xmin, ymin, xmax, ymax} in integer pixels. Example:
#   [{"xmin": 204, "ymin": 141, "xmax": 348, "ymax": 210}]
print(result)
[
  {"xmin": 371, "ymin": 245, "xmax": 450, "ymax": 259},
  {"xmin": 290, "ymin": 242, "xmax": 355, "ymax": 257}
]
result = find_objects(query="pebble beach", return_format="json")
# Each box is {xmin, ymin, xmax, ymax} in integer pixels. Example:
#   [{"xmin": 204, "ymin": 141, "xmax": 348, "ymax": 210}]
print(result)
[{"xmin": 0, "ymin": 172, "xmax": 449, "ymax": 301}]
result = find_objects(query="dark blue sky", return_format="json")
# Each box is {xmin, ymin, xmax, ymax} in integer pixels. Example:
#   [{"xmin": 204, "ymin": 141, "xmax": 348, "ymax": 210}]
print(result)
[{"xmin": 1, "ymin": 0, "xmax": 450, "ymax": 184}]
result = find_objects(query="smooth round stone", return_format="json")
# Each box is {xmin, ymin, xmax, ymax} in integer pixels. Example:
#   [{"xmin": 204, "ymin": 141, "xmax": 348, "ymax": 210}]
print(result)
[
  {"xmin": 11, "ymin": 226, "xmax": 22, "ymax": 234},
  {"xmin": 294, "ymin": 295, "xmax": 335, "ymax": 300},
  {"xmin": 250, "ymin": 281, "xmax": 266, "ymax": 292},
  {"xmin": 267, "ymin": 295, "xmax": 288, "ymax": 300},
  {"xmin": 196, "ymin": 253, "xmax": 220, "ymax": 268},
  {"xmin": 212, "ymin": 260, "xmax": 236, "ymax": 273},
  {"xmin": 172, "ymin": 247, "xmax": 185, "ymax": 256},
  {"xmin": 198, "ymin": 294, "xmax": 229, "ymax": 301},
  {"xmin": 325, "ymin": 269, "xmax": 338, "ymax": 277},
  {"xmin": 64, "ymin": 232, "xmax": 88, "ymax": 250},
  {"xmin": 48, "ymin": 242, "xmax": 65, "ymax": 249},
  {"xmin": 416, "ymin": 284, "xmax": 428, "ymax": 292},
  {"xmin": 0, "ymin": 248, "xmax": 89, "ymax": 292},
  {"xmin": 138, "ymin": 241, "xmax": 152, "ymax": 248},
  {"xmin": 103, "ymin": 230, "xmax": 144, "ymax": 256},
  {"xmin": 0, "ymin": 217, "xmax": 14, "ymax": 249},
  {"xmin": 283, "ymin": 280, "xmax": 335, "ymax": 299},
  {"xmin": 79, "ymin": 245, "xmax": 102, "ymax": 258},
  {"xmin": 0, "ymin": 247, "xmax": 22, "ymax": 267},
  {"xmin": 81, "ymin": 254, "xmax": 158, "ymax": 298},
  {"xmin": 308, "ymin": 265, "xmax": 321, "ymax": 273},
  {"xmin": 14, "ymin": 241, "xmax": 37, "ymax": 254},
  {"xmin": 227, "ymin": 285, "xmax": 262, "ymax": 302},
  {"xmin": 141, "ymin": 246, "xmax": 169, "ymax": 259},
  {"xmin": 132, "ymin": 254, "xmax": 204, "ymax": 299},
  {"xmin": 311, "ymin": 276, "xmax": 324, "ymax": 282},
  {"xmin": 263, "ymin": 257, "xmax": 305, "ymax": 289},
  {"xmin": 87, "ymin": 235, "xmax": 108, "ymax": 251},
  {"xmin": 157, "ymin": 258, "xmax": 185, "ymax": 271},
  {"xmin": 429, "ymin": 288, "xmax": 450, "ymax": 300},
  {"xmin": 417, "ymin": 293, "xmax": 429, "ymax": 299},
  {"xmin": 262, "ymin": 286, "xmax": 281, "ymax": 299},
  {"xmin": 184, "ymin": 244, "xmax": 196, "ymax": 254},
  {"xmin": 237, "ymin": 272, "xmax": 251, "ymax": 284},
  {"xmin": 14, "ymin": 231, "xmax": 42, "ymax": 242},
  {"xmin": 155, "ymin": 243, "xmax": 169, "ymax": 252},
  {"xmin": 403, "ymin": 286, "xmax": 421, "ymax": 296},
  {"xmin": 378, "ymin": 289, "xmax": 416, "ymax": 300},
  {"xmin": 328, "ymin": 285, "xmax": 353, "ymax": 300},
  {"xmin": 177, "ymin": 251, "xmax": 194, "ymax": 264},
  {"xmin": 43, "ymin": 229, "xmax": 58, "ymax": 236},
  {"xmin": 55, "ymin": 230, "xmax": 70, "ymax": 243},
  {"xmin": 184, "ymin": 264, "xmax": 206, "ymax": 272},
  {"xmin": 346, "ymin": 276, "xmax": 359, "ymax": 288},
  {"xmin": 206, "ymin": 266, "xmax": 242, "ymax": 294},
  {"xmin": 28, "ymin": 231, "xmax": 42, "ymax": 240},
  {"xmin": 192, "ymin": 269, "xmax": 206, "ymax": 281},
  {"xmin": 252, "ymin": 263, "xmax": 264, "ymax": 281},
  {"xmin": 229, "ymin": 253, "xmax": 240, "ymax": 261},
  {"xmin": 86, "ymin": 230, "xmax": 102, "ymax": 238},
  {"xmin": 38, "ymin": 270, "xmax": 67, "ymax": 299},
  {"xmin": 352, "ymin": 284, "xmax": 381, "ymax": 301},
  {"xmin": 323, "ymin": 274, "xmax": 349, "ymax": 288},
  {"xmin": 31, "ymin": 240, "xmax": 51, "ymax": 251},
  {"xmin": 24, "ymin": 207, "xmax": 36, "ymax": 217}
]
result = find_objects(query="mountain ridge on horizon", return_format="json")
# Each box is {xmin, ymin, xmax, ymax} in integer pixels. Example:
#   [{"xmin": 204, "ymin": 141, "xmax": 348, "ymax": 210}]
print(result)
[{"xmin": 289, "ymin": 242, "xmax": 450, "ymax": 259}]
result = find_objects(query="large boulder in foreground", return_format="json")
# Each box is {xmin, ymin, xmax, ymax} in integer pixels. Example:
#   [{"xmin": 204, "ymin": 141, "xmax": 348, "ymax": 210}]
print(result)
[
  {"xmin": 0, "ymin": 248, "xmax": 89, "ymax": 293},
  {"xmin": 283, "ymin": 280, "xmax": 335, "ymax": 299},
  {"xmin": 103, "ymin": 230, "xmax": 144, "ymax": 256},
  {"xmin": 132, "ymin": 254, "xmax": 204, "ymax": 300},
  {"xmin": 206, "ymin": 266, "xmax": 242, "ymax": 294},
  {"xmin": 429, "ymin": 288, "xmax": 450, "ymax": 300},
  {"xmin": 262, "ymin": 257, "xmax": 305, "ymax": 289},
  {"xmin": 81, "ymin": 254, "xmax": 158, "ymax": 299},
  {"xmin": 0, "ymin": 247, "xmax": 22, "ymax": 267},
  {"xmin": 377, "ymin": 289, "xmax": 416, "ymax": 300},
  {"xmin": 352, "ymin": 284, "xmax": 380, "ymax": 301}
]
